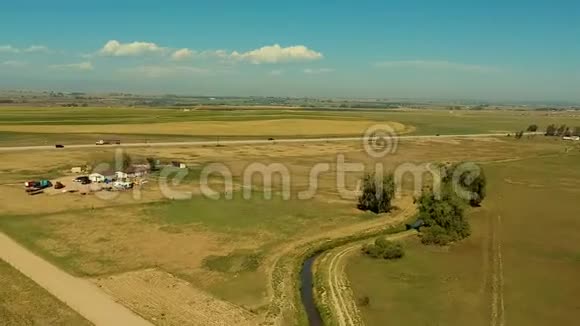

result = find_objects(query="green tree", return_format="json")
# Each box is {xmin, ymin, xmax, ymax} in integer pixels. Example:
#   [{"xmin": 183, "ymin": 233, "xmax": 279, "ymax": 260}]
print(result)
[
  {"xmin": 459, "ymin": 167, "xmax": 486, "ymax": 207},
  {"xmin": 556, "ymin": 124, "xmax": 567, "ymax": 136},
  {"xmin": 442, "ymin": 163, "xmax": 487, "ymax": 207},
  {"xmin": 357, "ymin": 173, "xmax": 395, "ymax": 214},
  {"xmin": 545, "ymin": 124, "xmax": 557, "ymax": 136},
  {"xmin": 416, "ymin": 191, "xmax": 471, "ymax": 245},
  {"xmin": 526, "ymin": 124, "xmax": 538, "ymax": 132},
  {"xmin": 514, "ymin": 130, "xmax": 524, "ymax": 139},
  {"xmin": 121, "ymin": 153, "xmax": 132, "ymax": 171},
  {"xmin": 146, "ymin": 157, "xmax": 158, "ymax": 171}
]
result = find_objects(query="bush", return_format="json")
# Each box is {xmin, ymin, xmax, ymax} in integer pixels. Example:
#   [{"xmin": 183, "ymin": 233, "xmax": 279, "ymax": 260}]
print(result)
[
  {"xmin": 421, "ymin": 225, "xmax": 452, "ymax": 245},
  {"xmin": 358, "ymin": 296, "xmax": 371, "ymax": 307},
  {"xmin": 362, "ymin": 238, "xmax": 404, "ymax": 260}
]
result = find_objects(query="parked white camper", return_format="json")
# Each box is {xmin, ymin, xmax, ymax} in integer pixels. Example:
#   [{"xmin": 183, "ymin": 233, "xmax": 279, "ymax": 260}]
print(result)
[{"xmin": 89, "ymin": 173, "xmax": 105, "ymax": 183}]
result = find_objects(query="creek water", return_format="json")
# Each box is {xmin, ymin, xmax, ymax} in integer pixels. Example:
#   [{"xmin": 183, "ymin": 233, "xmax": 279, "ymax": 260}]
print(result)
[{"xmin": 299, "ymin": 254, "xmax": 324, "ymax": 326}]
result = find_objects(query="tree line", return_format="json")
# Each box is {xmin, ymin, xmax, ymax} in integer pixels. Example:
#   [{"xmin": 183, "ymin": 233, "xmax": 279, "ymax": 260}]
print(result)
[
  {"xmin": 544, "ymin": 124, "xmax": 580, "ymax": 137},
  {"xmin": 512, "ymin": 124, "xmax": 580, "ymax": 139}
]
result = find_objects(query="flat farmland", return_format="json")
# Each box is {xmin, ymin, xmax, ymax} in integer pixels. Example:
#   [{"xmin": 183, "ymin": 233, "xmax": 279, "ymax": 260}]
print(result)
[
  {"xmin": 0, "ymin": 132, "xmax": 574, "ymax": 325},
  {"xmin": 346, "ymin": 151, "xmax": 580, "ymax": 326},
  {"xmin": 1, "ymin": 106, "xmax": 579, "ymax": 147}
]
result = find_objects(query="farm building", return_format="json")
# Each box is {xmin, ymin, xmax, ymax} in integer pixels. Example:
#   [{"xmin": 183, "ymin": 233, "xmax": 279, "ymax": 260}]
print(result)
[
  {"xmin": 562, "ymin": 136, "xmax": 580, "ymax": 141},
  {"xmin": 171, "ymin": 161, "xmax": 187, "ymax": 169},
  {"xmin": 71, "ymin": 167, "xmax": 83, "ymax": 173},
  {"xmin": 115, "ymin": 171, "xmax": 129, "ymax": 180}
]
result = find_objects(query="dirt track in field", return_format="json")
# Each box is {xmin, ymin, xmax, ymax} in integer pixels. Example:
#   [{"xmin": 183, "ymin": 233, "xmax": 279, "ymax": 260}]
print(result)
[
  {"xmin": 318, "ymin": 229, "xmax": 418, "ymax": 326},
  {"xmin": 0, "ymin": 232, "xmax": 152, "ymax": 326},
  {"xmin": 490, "ymin": 215, "xmax": 505, "ymax": 326}
]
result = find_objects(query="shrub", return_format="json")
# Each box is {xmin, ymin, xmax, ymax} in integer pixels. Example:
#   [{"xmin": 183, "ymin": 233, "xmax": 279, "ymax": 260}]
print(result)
[
  {"xmin": 382, "ymin": 242, "xmax": 405, "ymax": 259},
  {"xmin": 421, "ymin": 225, "xmax": 452, "ymax": 245},
  {"xmin": 358, "ymin": 296, "xmax": 371, "ymax": 307},
  {"xmin": 362, "ymin": 238, "xmax": 404, "ymax": 260}
]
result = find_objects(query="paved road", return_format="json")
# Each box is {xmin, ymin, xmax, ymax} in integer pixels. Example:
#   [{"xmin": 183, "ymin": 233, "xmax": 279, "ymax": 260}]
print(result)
[
  {"xmin": 0, "ymin": 132, "xmax": 523, "ymax": 152},
  {"xmin": 0, "ymin": 232, "xmax": 153, "ymax": 326}
]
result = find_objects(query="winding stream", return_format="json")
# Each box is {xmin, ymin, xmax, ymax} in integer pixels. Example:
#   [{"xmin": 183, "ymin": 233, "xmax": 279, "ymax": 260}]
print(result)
[{"xmin": 300, "ymin": 254, "xmax": 324, "ymax": 326}]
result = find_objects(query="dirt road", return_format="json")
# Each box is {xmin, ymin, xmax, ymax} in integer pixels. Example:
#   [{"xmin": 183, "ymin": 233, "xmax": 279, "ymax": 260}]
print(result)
[
  {"xmin": 318, "ymin": 229, "xmax": 418, "ymax": 326},
  {"xmin": 0, "ymin": 232, "xmax": 153, "ymax": 326}
]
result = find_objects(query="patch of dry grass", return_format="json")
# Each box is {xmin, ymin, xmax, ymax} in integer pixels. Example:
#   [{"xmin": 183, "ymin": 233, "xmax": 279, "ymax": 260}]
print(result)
[
  {"xmin": 0, "ymin": 119, "xmax": 406, "ymax": 136},
  {"xmin": 0, "ymin": 259, "xmax": 92, "ymax": 325}
]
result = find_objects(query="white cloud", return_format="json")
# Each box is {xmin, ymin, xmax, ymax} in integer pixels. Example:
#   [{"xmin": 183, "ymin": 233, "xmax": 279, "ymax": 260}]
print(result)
[
  {"xmin": 375, "ymin": 60, "xmax": 499, "ymax": 73},
  {"xmin": 0, "ymin": 45, "xmax": 20, "ymax": 53},
  {"xmin": 121, "ymin": 65, "xmax": 209, "ymax": 78},
  {"xmin": 304, "ymin": 68, "xmax": 334, "ymax": 74},
  {"xmin": 0, "ymin": 44, "xmax": 50, "ymax": 53},
  {"xmin": 99, "ymin": 40, "xmax": 165, "ymax": 56},
  {"xmin": 2, "ymin": 60, "xmax": 27, "ymax": 67},
  {"xmin": 171, "ymin": 48, "xmax": 194, "ymax": 61},
  {"xmin": 50, "ymin": 61, "xmax": 94, "ymax": 71},
  {"xmin": 23, "ymin": 45, "xmax": 50, "ymax": 53},
  {"xmin": 229, "ymin": 44, "xmax": 323, "ymax": 64}
]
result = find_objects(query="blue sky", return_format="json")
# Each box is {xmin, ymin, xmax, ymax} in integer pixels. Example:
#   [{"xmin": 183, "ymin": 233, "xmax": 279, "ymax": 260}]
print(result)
[{"xmin": 1, "ymin": 0, "xmax": 579, "ymax": 101}]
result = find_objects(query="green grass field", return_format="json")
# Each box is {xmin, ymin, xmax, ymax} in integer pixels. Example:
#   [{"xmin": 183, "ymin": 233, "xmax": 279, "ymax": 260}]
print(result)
[
  {"xmin": 347, "ymin": 152, "xmax": 580, "ymax": 326},
  {"xmin": 0, "ymin": 259, "xmax": 92, "ymax": 325},
  {"xmin": 146, "ymin": 192, "xmax": 357, "ymax": 234}
]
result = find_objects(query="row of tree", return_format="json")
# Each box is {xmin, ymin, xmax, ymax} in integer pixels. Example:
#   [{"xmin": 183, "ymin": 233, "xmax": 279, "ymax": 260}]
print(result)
[
  {"xmin": 514, "ymin": 124, "xmax": 580, "ymax": 140},
  {"xmin": 545, "ymin": 124, "xmax": 580, "ymax": 137}
]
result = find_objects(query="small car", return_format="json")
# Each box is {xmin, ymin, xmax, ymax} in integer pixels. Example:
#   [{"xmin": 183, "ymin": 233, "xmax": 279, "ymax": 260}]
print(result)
[{"xmin": 55, "ymin": 144, "xmax": 65, "ymax": 148}]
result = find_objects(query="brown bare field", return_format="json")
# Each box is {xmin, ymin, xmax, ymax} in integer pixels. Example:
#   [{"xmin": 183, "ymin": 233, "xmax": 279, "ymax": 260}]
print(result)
[
  {"xmin": 0, "ymin": 259, "xmax": 92, "ymax": 325},
  {"xmin": 95, "ymin": 269, "xmax": 256, "ymax": 326},
  {"xmin": 0, "ymin": 119, "xmax": 406, "ymax": 136}
]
